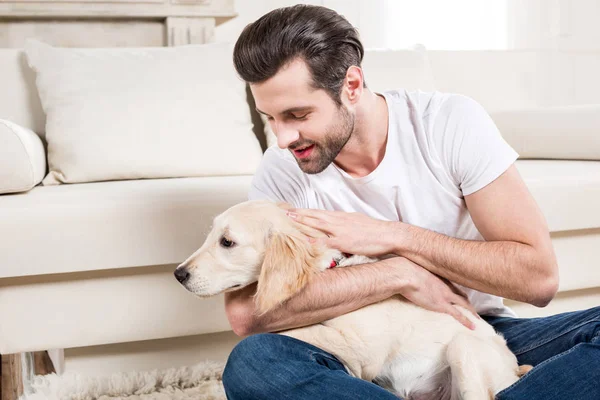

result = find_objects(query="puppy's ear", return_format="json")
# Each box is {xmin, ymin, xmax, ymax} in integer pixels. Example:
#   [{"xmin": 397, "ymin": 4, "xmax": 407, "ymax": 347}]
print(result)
[{"xmin": 254, "ymin": 231, "xmax": 319, "ymax": 315}]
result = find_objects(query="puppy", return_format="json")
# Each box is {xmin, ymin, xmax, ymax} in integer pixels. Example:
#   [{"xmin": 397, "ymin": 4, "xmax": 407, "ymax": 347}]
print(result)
[{"xmin": 174, "ymin": 200, "xmax": 531, "ymax": 400}]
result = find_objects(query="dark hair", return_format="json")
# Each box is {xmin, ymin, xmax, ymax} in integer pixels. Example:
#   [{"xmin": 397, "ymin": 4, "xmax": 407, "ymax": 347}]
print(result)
[{"xmin": 233, "ymin": 4, "xmax": 364, "ymax": 105}]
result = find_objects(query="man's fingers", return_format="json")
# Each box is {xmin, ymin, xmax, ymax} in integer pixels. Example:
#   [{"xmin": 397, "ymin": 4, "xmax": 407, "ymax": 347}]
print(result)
[
  {"xmin": 446, "ymin": 305, "xmax": 476, "ymax": 330},
  {"xmin": 291, "ymin": 220, "xmax": 329, "ymax": 239},
  {"xmin": 288, "ymin": 212, "xmax": 339, "ymax": 238},
  {"xmin": 450, "ymin": 295, "xmax": 482, "ymax": 321},
  {"xmin": 288, "ymin": 208, "xmax": 338, "ymax": 223},
  {"xmin": 440, "ymin": 277, "xmax": 469, "ymax": 300},
  {"xmin": 451, "ymin": 285, "xmax": 470, "ymax": 299},
  {"xmin": 323, "ymin": 236, "xmax": 343, "ymax": 250},
  {"xmin": 451, "ymin": 294, "xmax": 474, "ymax": 312},
  {"xmin": 288, "ymin": 213, "xmax": 324, "ymax": 228}
]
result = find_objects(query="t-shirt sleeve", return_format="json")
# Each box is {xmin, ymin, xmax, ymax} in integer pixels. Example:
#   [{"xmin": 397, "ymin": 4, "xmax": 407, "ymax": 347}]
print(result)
[
  {"xmin": 248, "ymin": 148, "xmax": 309, "ymax": 208},
  {"xmin": 435, "ymin": 95, "xmax": 519, "ymax": 196}
]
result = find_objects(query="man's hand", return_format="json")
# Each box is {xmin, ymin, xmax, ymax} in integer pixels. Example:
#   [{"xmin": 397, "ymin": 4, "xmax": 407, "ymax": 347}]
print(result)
[
  {"xmin": 285, "ymin": 209, "xmax": 479, "ymax": 329},
  {"xmin": 286, "ymin": 208, "xmax": 394, "ymax": 257},
  {"xmin": 386, "ymin": 257, "xmax": 479, "ymax": 330}
]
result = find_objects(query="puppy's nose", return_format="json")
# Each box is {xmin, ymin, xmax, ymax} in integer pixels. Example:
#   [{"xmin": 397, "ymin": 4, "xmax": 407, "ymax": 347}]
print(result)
[{"xmin": 174, "ymin": 267, "xmax": 190, "ymax": 284}]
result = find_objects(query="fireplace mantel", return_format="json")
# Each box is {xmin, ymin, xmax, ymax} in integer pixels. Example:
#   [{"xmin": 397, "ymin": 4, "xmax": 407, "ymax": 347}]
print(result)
[{"xmin": 0, "ymin": 0, "xmax": 236, "ymax": 47}]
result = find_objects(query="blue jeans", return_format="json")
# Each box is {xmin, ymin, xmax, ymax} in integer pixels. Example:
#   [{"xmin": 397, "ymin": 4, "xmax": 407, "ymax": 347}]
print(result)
[{"xmin": 223, "ymin": 306, "xmax": 600, "ymax": 399}]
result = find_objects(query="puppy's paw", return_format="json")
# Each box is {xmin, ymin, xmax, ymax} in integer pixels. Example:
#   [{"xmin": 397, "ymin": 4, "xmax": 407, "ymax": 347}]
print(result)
[{"xmin": 517, "ymin": 364, "xmax": 533, "ymax": 377}]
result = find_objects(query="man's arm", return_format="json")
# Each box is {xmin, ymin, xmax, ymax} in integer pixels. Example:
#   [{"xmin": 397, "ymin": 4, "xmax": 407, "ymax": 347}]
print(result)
[
  {"xmin": 225, "ymin": 257, "xmax": 477, "ymax": 337},
  {"xmin": 390, "ymin": 165, "xmax": 559, "ymax": 307},
  {"xmin": 288, "ymin": 166, "xmax": 559, "ymax": 308}
]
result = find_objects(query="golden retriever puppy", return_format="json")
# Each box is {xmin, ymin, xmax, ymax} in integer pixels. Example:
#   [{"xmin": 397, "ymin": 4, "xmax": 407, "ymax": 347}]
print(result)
[{"xmin": 174, "ymin": 200, "xmax": 530, "ymax": 400}]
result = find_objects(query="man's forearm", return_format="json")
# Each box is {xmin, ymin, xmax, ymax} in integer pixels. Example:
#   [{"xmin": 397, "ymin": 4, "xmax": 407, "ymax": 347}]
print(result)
[
  {"xmin": 226, "ymin": 259, "xmax": 403, "ymax": 336},
  {"xmin": 388, "ymin": 223, "xmax": 558, "ymax": 306}
]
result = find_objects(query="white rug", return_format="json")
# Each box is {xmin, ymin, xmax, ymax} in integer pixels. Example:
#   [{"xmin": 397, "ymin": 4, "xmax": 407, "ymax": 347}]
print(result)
[{"xmin": 19, "ymin": 361, "xmax": 226, "ymax": 400}]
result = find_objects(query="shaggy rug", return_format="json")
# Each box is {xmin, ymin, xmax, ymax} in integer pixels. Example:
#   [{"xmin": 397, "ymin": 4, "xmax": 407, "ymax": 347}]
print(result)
[{"xmin": 19, "ymin": 361, "xmax": 226, "ymax": 400}]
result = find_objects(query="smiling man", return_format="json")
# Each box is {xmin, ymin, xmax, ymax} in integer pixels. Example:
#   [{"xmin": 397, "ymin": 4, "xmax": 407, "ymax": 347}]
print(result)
[{"xmin": 222, "ymin": 4, "xmax": 600, "ymax": 400}]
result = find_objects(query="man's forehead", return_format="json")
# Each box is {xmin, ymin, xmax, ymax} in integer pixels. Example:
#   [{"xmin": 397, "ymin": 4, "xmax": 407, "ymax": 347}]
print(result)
[{"xmin": 250, "ymin": 59, "xmax": 322, "ymax": 114}]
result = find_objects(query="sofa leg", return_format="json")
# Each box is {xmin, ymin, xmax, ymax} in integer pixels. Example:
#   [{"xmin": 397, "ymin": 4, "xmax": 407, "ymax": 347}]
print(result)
[
  {"xmin": 1, "ymin": 353, "xmax": 24, "ymax": 400},
  {"xmin": 1, "ymin": 351, "xmax": 56, "ymax": 400},
  {"xmin": 33, "ymin": 351, "xmax": 55, "ymax": 376}
]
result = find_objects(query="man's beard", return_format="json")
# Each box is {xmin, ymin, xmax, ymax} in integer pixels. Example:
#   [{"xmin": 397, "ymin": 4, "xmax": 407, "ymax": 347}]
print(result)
[{"xmin": 289, "ymin": 105, "xmax": 355, "ymax": 174}]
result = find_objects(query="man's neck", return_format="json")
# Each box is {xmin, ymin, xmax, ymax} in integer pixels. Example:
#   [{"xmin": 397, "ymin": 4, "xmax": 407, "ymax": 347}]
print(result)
[{"xmin": 334, "ymin": 91, "xmax": 389, "ymax": 178}]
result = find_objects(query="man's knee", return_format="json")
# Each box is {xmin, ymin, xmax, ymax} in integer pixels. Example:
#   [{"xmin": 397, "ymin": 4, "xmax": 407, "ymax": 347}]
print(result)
[
  {"xmin": 573, "ymin": 306, "xmax": 600, "ymax": 344},
  {"xmin": 223, "ymin": 333, "xmax": 281, "ymax": 397}
]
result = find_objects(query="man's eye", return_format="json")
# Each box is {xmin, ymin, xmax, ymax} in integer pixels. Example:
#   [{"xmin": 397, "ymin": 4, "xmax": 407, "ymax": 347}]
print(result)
[
  {"xmin": 220, "ymin": 237, "xmax": 235, "ymax": 248},
  {"xmin": 292, "ymin": 114, "xmax": 308, "ymax": 120}
]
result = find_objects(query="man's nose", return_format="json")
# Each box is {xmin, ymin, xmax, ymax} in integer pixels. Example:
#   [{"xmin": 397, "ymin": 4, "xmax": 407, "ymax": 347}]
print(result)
[
  {"xmin": 174, "ymin": 267, "xmax": 190, "ymax": 284},
  {"xmin": 275, "ymin": 123, "xmax": 300, "ymax": 149}
]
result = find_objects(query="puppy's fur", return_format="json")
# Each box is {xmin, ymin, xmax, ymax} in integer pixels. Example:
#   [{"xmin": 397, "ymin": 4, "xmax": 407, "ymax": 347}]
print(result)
[{"xmin": 175, "ymin": 200, "xmax": 530, "ymax": 400}]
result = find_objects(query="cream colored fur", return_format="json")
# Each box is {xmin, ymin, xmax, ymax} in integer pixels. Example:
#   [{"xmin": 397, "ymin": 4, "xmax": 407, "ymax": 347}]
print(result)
[{"xmin": 176, "ymin": 200, "xmax": 529, "ymax": 400}]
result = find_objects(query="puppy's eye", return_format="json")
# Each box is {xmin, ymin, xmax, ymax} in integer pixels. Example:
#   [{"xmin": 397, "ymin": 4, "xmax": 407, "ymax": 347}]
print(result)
[{"xmin": 220, "ymin": 237, "xmax": 235, "ymax": 248}]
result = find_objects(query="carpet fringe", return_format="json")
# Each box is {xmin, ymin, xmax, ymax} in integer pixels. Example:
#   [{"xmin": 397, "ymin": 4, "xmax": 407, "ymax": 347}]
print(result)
[{"xmin": 19, "ymin": 360, "xmax": 226, "ymax": 400}]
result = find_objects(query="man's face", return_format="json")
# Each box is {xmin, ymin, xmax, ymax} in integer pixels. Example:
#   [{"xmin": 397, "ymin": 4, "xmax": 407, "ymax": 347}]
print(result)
[{"xmin": 251, "ymin": 59, "xmax": 355, "ymax": 174}]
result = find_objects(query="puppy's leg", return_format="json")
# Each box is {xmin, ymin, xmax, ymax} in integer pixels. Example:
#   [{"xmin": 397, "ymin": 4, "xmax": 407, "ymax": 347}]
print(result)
[{"xmin": 446, "ymin": 333, "xmax": 520, "ymax": 400}]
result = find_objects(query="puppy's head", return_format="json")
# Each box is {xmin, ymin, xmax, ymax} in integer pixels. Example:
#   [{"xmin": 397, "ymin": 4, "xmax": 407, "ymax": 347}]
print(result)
[{"xmin": 174, "ymin": 200, "xmax": 326, "ymax": 314}]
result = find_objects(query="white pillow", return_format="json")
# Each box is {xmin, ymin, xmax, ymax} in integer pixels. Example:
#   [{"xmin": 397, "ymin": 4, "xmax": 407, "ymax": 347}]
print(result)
[
  {"xmin": 262, "ymin": 46, "xmax": 436, "ymax": 149},
  {"xmin": 24, "ymin": 39, "xmax": 263, "ymax": 185},
  {"xmin": 0, "ymin": 119, "xmax": 46, "ymax": 194},
  {"xmin": 492, "ymin": 105, "xmax": 600, "ymax": 160}
]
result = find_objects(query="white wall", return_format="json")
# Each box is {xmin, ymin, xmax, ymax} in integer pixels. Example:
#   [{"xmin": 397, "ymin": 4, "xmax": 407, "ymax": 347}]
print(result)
[
  {"xmin": 219, "ymin": 1, "xmax": 600, "ymax": 52},
  {"xmin": 508, "ymin": 0, "xmax": 600, "ymax": 51},
  {"xmin": 216, "ymin": 0, "xmax": 600, "ymax": 109},
  {"xmin": 216, "ymin": 0, "xmax": 509, "ymax": 50}
]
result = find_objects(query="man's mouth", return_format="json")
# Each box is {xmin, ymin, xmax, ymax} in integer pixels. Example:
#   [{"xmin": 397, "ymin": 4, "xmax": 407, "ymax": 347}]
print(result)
[{"xmin": 292, "ymin": 144, "xmax": 315, "ymax": 159}]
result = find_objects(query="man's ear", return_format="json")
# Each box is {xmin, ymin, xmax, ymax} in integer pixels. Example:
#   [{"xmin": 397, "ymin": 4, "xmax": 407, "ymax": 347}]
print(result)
[
  {"xmin": 344, "ymin": 65, "xmax": 364, "ymax": 104},
  {"xmin": 254, "ymin": 231, "xmax": 319, "ymax": 315}
]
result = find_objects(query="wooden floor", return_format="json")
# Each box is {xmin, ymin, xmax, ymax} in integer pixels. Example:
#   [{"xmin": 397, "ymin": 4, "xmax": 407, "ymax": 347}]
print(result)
[{"xmin": 1, "ymin": 352, "xmax": 54, "ymax": 400}]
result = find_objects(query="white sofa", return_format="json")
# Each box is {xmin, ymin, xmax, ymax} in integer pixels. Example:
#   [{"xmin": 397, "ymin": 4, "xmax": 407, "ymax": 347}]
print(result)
[{"xmin": 1, "ymin": 45, "xmax": 600, "ymax": 377}]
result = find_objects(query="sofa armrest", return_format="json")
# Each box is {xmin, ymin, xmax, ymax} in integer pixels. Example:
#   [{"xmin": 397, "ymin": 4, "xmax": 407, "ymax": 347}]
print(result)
[
  {"xmin": 0, "ymin": 118, "xmax": 46, "ymax": 194},
  {"xmin": 491, "ymin": 104, "xmax": 600, "ymax": 160}
]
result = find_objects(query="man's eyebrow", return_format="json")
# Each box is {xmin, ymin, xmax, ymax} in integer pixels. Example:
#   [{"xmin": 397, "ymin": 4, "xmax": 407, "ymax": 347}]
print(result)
[{"xmin": 255, "ymin": 106, "xmax": 314, "ymax": 116}]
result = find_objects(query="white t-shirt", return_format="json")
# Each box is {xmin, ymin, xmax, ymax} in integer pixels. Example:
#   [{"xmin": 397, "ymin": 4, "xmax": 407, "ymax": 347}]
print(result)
[{"xmin": 248, "ymin": 89, "xmax": 519, "ymax": 317}]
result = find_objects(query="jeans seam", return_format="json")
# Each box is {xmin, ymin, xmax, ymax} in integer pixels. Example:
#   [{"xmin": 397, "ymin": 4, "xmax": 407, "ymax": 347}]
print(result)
[
  {"xmin": 497, "ymin": 342, "xmax": 583, "ymax": 398},
  {"xmin": 592, "ymin": 327, "xmax": 600, "ymax": 343},
  {"xmin": 511, "ymin": 319, "xmax": 600, "ymax": 355},
  {"xmin": 309, "ymin": 350, "xmax": 348, "ymax": 371}
]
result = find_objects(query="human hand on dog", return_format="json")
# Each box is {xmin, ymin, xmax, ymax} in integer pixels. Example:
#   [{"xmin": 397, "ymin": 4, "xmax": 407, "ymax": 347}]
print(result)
[
  {"xmin": 387, "ymin": 257, "xmax": 479, "ymax": 330},
  {"xmin": 286, "ymin": 208, "xmax": 479, "ymax": 329},
  {"xmin": 285, "ymin": 207, "xmax": 395, "ymax": 257}
]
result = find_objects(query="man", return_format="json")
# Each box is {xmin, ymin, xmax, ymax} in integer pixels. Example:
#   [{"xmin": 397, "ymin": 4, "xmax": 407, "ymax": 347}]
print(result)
[{"xmin": 222, "ymin": 5, "xmax": 600, "ymax": 399}]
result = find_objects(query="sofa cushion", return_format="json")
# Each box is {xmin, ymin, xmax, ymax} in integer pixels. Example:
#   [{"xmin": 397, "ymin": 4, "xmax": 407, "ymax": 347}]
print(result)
[
  {"xmin": 492, "ymin": 105, "xmax": 600, "ymax": 160},
  {"xmin": 24, "ymin": 39, "xmax": 263, "ymax": 185},
  {"xmin": 0, "ymin": 49, "xmax": 45, "ymax": 134},
  {"xmin": 0, "ymin": 119, "xmax": 46, "ymax": 194},
  {"xmin": 0, "ymin": 176, "xmax": 253, "ymax": 278},
  {"xmin": 514, "ymin": 160, "xmax": 600, "ymax": 294},
  {"xmin": 0, "ymin": 267, "xmax": 233, "ymax": 353},
  {"xmin": 516, "ymin": 159, "xmax": 600, "ymax": 233},
  {"xmin": 427, "ymin": 50, "xmax": 546, "ymax": 113},
  {"xmin": 361, "ymin": 47, "xmax": 436, "ymax": 94},
  {"xmin": 550, "ymin": 229, "xmax": 600, "ymax": 293}
]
